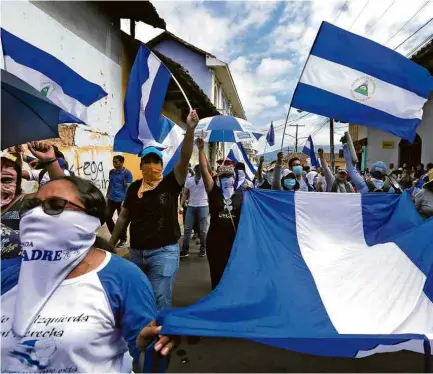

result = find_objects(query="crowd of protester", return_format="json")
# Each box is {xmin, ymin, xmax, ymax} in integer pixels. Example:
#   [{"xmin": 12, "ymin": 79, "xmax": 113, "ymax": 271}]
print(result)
[{"xmin": 1, "ymin": 108, "xmax": 432, "ymax": 372}]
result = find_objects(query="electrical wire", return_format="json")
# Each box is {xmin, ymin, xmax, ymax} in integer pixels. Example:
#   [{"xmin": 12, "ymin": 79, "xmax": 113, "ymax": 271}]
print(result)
[
  {"xmin": 385, "ymin": 1, "xmax": 430, "ymax": 45},
  {"xmin": 364, "ymin": 0, "xmax": 395, "ymax": 36},
  {"xmin": 406, "ymin": 33, "xmax": 433, "ymax": 57},
  {"xmin": 349, "ymin": 0, "xmax": 370, "ymax": 31},
  {"xmin": 334, "ymin": 0, "xmax": 349, "ymax": 25},
  {"xmin": 394, "ymin": 17, "xmax": 433, "ymax": 50}
]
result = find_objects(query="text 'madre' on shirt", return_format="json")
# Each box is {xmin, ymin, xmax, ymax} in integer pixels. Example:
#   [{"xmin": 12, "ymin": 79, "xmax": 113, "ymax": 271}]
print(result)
[
  {"xmin": 123, "ymin": 171, "xmax": 183, "ymax": 250},
  {"xmin": 1, "ymin": 252, "xmax": 156, "ymax": 373},
  {"xmin": 185, "ymin": 177, "xmax": 208, "ymax": 207}
]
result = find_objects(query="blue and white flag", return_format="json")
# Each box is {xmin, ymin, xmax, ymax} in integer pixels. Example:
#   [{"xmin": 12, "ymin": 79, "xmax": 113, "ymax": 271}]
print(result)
[
  {"xmin": 292, "ymin": 22, "xmax": 433, "ymax": 142},
  {"xmin": 114, "ymin": 44, "xmax": 172, "ymax": 154},
  {"xmin": 159, "ymin": 191, "xmax": 433, "ymax": 358},
  {"xmin": 1, "ymin": 28, "xmax": 107, "ymax": 124},
  {"xmin": 266, "ymin": 122, "xmax": 275, "ymax": 146},
  {"xmin": 227, "ymin": 143, "xmax": 257, "ymax": 181},
  {"xmin": 302, "ymin": 135, "xmax": 319, "ymax": 167}
]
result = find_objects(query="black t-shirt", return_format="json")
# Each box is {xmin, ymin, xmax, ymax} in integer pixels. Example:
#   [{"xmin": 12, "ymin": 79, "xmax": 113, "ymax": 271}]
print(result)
[
  {"xmin": 124, "ymin": 172, "xmax": 182, "ymax": 250},
  {"xmin": 207, "ymin": 183, "xmax": 243, "ymax": 243}
]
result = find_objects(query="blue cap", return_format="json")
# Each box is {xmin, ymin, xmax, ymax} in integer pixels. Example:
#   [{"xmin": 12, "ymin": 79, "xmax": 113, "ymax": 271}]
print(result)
[
  {"xmin": 371, "ymin": 161, "xmax": 388, "ymax": 176},
  {"xmin": 139, "ymin": 147, "xmax": 163, "ymax": 160}
]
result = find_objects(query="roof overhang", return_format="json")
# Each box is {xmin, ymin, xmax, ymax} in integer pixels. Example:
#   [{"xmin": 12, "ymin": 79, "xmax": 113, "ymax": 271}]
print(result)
[
  {"xmin": 96, "ymin": 1, "xmax": 166, "ymax": 29},
  {"xmin": 206, "ymin": 56, "xmax": 246, "ymax": 120}
]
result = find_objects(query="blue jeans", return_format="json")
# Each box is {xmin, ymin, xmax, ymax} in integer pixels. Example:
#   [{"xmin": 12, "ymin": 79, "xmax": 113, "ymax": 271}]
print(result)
[
  {"xmin": 182, "ymin": 206, "xmax": 209, "ymax": 251},
  {"xmin": 129, "ymin": 244, "xmax": 179, "ymax": 310}
]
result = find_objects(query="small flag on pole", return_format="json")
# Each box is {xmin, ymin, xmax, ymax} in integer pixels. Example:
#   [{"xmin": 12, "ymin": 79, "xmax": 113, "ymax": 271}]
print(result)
[
  {"xmin": 266, "ymin": 122, "xmax": 275, "ymax": 146},
  {"xmin": 1, "ymin": 28, "xmax": 107, "ymax": 124},
  {"xmin": 227, "ymin": 143, "xmax": 257, "ymax": 181},
  {"xmin": 291, "ymin": 22, "xmax": 433, "ymax": 142},
  {"xmin": 302, "ymin": 135, "xmax": 319, "ymax": 168},
  {"xmin": 114, "ymin": 44, "xmax": 172, "ymax": 154}
]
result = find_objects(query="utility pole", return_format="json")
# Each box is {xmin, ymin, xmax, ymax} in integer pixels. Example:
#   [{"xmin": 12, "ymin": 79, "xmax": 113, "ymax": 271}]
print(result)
[
  {"xmin": 288, "ymin": 123, "xmax": 306, "ymax": 152},
  {"xmin": 329, "ymin": 118, "xmax": 335, "ymax": 172}
]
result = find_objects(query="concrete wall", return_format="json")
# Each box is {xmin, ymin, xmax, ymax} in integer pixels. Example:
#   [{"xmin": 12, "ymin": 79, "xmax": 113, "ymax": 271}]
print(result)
[
  {"xmin": 0, "ymin": 0, "xmax": 122, "ymax": 136},
  {"xmin": 153, "ymin": 39, "xmax": 212, "ymax": 99},
  {"xmin": 418, "ymin": 97, "xmax": 433, "ymax": 165}
]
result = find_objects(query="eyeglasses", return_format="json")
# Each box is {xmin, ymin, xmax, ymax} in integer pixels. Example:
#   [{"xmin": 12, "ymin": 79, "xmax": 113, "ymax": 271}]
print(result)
[{"xmin": 19, "ymin": 197, "xmax": 86, "ymax": 216}]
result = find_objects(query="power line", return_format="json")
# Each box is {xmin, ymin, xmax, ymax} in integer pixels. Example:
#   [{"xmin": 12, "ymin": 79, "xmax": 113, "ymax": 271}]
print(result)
[
  {"xmin": 349, "ymin": 0, "xmax": 370, "ymax": 31},
  {"xmin": 385, "ymin": 1, "xmax": 430, "ymax": 45},
  {"xmin": 334, "ymin": 0, "xmax": 348, "ymax": 25},
  {"xmin": 394, "ymin": 17, "xmax": 433, "ymax": 50},
  {"xmin": 406, "ymin": 32, "xmax": 433, "ymax": 57},
  {"xmin": 365, "ymin": 0, "xmax": 395, "ymax": 36}
]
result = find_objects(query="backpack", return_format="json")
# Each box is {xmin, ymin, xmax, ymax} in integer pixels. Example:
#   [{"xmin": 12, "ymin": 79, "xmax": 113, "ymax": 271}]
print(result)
[{"xmin": 366, "ymin": 179, "xmax": 391, "ymax": 193}]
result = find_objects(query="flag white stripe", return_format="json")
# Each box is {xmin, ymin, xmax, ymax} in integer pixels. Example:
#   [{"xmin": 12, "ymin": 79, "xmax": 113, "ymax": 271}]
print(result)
[
  {"xmin": 161, "ymin": 122, "xmax": 184, "ymax": 169},
  {"xmin": 5, "ymin": 56, "xmax": 88, "ymax": 122},
  {"xmin": 300, "ymin": 55, "xmax": 426, "ymax": 120},
  {"xmin": 138, "ymin": 53, "xmax": 161, "ymax": 143},
  {"xmin": 295, "ymin": 192, "xmax": 433, "ymax": 335}
]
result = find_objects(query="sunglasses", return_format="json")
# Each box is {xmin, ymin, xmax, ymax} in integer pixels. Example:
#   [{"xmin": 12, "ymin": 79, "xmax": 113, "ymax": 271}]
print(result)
[{"xmin": 20, "ymin": 197, "xmax": 86, "ymax": 216}]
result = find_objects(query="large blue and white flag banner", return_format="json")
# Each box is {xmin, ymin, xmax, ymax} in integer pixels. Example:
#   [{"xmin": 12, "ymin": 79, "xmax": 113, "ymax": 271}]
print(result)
[
  {"xmin": 159, "ymin": 191, "xmax": 433, "ymax": 358},
  {"xmin": 1, "ymin": 28, "xmax": 107, "ymax": 124},
  {"xmin": 291, "ymin": 22, "xmax": 433, "ymax": 142},
  {"xmin": 302, "ymin": 135, "xmax": 319, "ymax": 167},
  {"xmin": 114, "ymin": 44, "xmax": 172, "ymax": 154},
  {"xmin": 266, "ymin": 122, "xmax": 275, "ymax": 146},
  {"xmin": 227, "ymin": 143, "xmax": 257, "ymax": 181}
]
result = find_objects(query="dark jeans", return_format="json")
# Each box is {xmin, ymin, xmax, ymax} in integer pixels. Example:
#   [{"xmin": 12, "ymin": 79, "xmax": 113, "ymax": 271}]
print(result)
[
  {"xmin": 106, "ymin": 199, "xmax": 127, "ymax": 241},
  {"xmin": 182, "ymin": 206, "xmax": 209, "ymax": 251}
]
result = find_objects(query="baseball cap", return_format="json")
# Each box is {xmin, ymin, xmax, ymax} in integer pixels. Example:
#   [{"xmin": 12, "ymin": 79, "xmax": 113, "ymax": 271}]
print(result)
[
  {"xmin": 139, "ymin": 147, "xmax": 163, "ymax": 160},
  {"xmin": 371, "ymin": 161, "xmax": 388, "ymax": 177}
]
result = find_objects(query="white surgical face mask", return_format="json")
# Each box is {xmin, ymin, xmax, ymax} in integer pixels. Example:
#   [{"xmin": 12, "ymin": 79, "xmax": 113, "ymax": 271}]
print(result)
[
  {"xmin": 13, "ymin": 207, "xmax": 101, "ymax": 337},
  {"xmin": 220, "ymin": 176, "xmax": 235, "ymax": 200}
]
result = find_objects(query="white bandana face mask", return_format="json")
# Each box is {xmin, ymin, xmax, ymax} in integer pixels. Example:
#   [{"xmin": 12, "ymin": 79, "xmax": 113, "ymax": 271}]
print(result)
[
  {"xmin": 236, "ymin": 170, "xmax": 246, "ymax": 189},
  {"xmin": 13, "ymin": 207, "xmax": 101, "ymax": 337},
  {"xmin": 220, "ymin": 176, "xmax": 235, "ymax": 200}
]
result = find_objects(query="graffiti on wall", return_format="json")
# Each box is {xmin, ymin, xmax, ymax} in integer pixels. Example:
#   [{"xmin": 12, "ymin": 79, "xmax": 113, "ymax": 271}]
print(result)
[{"xmin": 71, "ymin": 160, "xmax": 110, "ymax": 192}]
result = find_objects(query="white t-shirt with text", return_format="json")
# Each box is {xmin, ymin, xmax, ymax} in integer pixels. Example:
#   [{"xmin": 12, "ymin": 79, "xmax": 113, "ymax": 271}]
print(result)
[
  {"xmin": 1, "ymin": 252, "xmax": 156, "ymax": 373},
  {"xmin": 185, "ymin": 177, "xmax": 208, "ymax": 207}
]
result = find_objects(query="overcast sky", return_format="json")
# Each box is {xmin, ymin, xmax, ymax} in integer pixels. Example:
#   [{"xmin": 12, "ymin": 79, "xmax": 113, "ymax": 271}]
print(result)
[{"xmin": 124, "ymin": 0, "xmax": 433, "ymax": 152}]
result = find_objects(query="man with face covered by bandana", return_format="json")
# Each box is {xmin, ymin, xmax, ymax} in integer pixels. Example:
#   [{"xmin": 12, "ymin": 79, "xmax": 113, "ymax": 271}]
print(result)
[{"xmin": 109, "ymin": 110, "xmax": 199, "ymax": 310}]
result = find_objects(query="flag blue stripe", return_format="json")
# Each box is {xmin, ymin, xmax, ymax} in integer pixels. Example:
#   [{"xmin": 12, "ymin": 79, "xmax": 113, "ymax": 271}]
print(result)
[
  {"xmin": 293, "ymin": 83, "xmax": 420, "ymax": 142},
  {"xmin": 145, "ymin": 65, "xmax": 171, "ymax": 141},
  {"xmin": 113, "ymin": 125, "xmax": 145, "ymax": 154},
  {"xmin": 1, "ymin": 28, "xmax": 107, "ymax": 106},
  {"xmin": 160, "ymin": 190, "xmax": 337, "ymax": 338},
  {"xmin": 361, "ymin": 192, "xmax": 433, "ymax": 281},
  {"xmin": 311, "ymin": 22, "xmax": 433, "ymax": 99},
  {"xmin": 152, "ymin": 103, "xmax": 175, "ymax": 143},
  {"xmin": 122, "ymin": 47, "xmax": 148, "ymax": 141}
]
